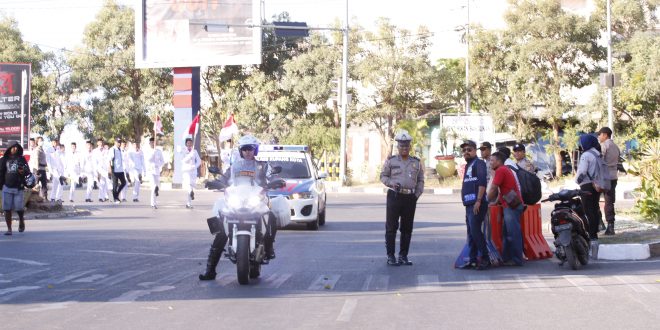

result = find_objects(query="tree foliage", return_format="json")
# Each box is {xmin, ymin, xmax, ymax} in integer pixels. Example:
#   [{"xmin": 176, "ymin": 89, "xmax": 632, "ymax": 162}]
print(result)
[{"xmin": 68, "ymin": 0, "xmax": 171, "ymax": 143}]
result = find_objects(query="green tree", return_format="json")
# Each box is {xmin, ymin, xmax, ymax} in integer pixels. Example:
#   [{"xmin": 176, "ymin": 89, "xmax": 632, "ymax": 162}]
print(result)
[
  {"xmin": 354, "ymin": 18, "xmax": 436, "ymax": 157},
  {"xmin": 69, "ymin": 0, "xmax": 171, "ymax": 143},
  {"xmin": 470, "ymin": 0, "xmax": 603, "ymax": 177}
]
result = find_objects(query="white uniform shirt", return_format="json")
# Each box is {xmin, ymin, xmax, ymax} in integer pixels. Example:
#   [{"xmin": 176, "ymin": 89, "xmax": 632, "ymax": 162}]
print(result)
[
  {"xmin": 92, "ymin": 147, "xmax": 109, "ymax": 176},
  {"xmin": 65, "ymin": 151, "xmax": 82, "ymax": 178},
  {"xmin": 129, "ymin": 149, "xmax": 145, "ymax": 174},
  {"xmin": 145, "ymin": 147, "xmax": 164, "ymax": 175},
  {"xmin": 181, "ymin": 148, "xmax": 201, "ymax": 174}
]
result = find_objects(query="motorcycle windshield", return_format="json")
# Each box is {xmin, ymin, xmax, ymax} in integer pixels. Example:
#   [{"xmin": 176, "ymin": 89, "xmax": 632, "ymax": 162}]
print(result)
[{"xmin": 222, "ymin": 179, "xmax": 269, "ymax": 217}]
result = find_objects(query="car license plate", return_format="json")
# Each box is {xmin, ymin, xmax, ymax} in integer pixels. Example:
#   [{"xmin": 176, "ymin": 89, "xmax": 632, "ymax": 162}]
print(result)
[{"xmin": 554, "ymin": 223, "xmax": 572, "ymax": 231}]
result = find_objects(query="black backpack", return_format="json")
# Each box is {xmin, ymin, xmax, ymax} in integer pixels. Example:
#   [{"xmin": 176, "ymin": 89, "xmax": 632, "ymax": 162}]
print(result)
[{"xmin": 507, "ymin": 165, "xmax": 542, "ymax": 205}]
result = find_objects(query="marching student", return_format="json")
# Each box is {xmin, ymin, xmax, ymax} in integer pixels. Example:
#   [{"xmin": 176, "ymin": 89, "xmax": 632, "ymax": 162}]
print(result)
[
  {"xmin": 80, "ymin": 141, "xmax": 96, "ymax": 202},
  {"xmin": 66, "ymin": 142, "xmax": 82, "ymax": 202},
  {"xmin": 93, "ymin": 138, "xmax": 110, "ymax": 202},
  {"xmin": 49, "ymin": 144, "xmax": 65, "ymax": 202},
  {"xmin": 128, "ymin": 142, "xmax": 145, "ymax": 202},
  {"xmin": 181, "ymin": 137, "xmax": 201, "ymax": 209},
  {"xmin": 145, "ymin": 137, "xmax": 165, "ymax": 209}
]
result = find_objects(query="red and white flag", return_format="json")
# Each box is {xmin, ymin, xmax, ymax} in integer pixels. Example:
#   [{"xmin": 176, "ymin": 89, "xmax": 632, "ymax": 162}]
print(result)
[
  {"xmin": 183, "ymin": 113, "xmax": 200, "ymax": 141},
  {"xmin": 153, "ymin": 115, "xmax": 163, "ymax": 135},
  {"xmin": 218, "ymin": 113, "xmax": 238, "ymax": 141}
]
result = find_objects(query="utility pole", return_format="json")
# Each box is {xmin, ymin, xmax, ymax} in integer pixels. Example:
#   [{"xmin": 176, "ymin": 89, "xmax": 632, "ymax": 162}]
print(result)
[
  {"xmin": 606, "ymin": 0, "xmax": 614, "ymax": 134},
  {"xmin": 465, "ymin": 0, "xmax": 470, "ymax": 114},
  {"xmin": 339, "ymin": 0, "xmax": 349, "ymax": 186}
]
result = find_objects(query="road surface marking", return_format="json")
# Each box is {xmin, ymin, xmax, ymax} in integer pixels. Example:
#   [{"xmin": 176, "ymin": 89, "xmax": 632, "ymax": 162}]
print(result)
[
  {"xmin": 362, "ymin": 275, "xmax": 389, "ymax": 291},
  {"xmin": 38, "ymin": 270, "xmax": 97, "ymax": 285},
  {"xmin": 515, "ymin": 275, "xmax": 551, "ymax": 292},
  {"xmin": 96, "ymin": 270, "xmax": 147, "ymax": 286},
  {"xmin": 416, "ymin": 275, "xmax": 441, "ymax": 291},
  {"xmin": 615, "ymin": 275, "xmax": 660, "ymax": 293},
  {"xmin": 216, "ymin": 274, "xmax": 236, "ymax": 287},
  {"xmin": 466, "ymin": 275, "xmax": 495, "ymax": 291},
  {"xmin": 336, "ymin": 299, "xmax": 358, "ymax": 322},
  {"xmin": 563, "ymin": 275, "xmax": 606, "ymax": 293},
  {"xmin": 260, "ymin": 273, "xmax": 292, "ymax": 289},
  {"xmin": 0, "ymin": 286, "xmax": 40, "ymax": 296},
  {"xmin": 0, "ymin": 257, "xmax": 49, "ymax": 266},
  {"xmin": 308, "ymin": 275, "xmax": 341, "ymax": 291},
  {"xmin": 109, "ymin": 285, "xmax": 175, "ymax": 303},
  {"xmin": 79, "ymin": 250, "xmax": 170, "ymax": 257},
  {"xmin": 73, "ymin": 274, "xmax": 108, "ymax": 283},
  {"xmin": 2, "ymin": 268, "xmax": 50, "ymax": 281}
]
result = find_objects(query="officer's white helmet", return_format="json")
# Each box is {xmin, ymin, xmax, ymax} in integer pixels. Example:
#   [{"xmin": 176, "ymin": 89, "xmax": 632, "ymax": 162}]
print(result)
[
  {"xmin": 237, "ymin": 135, "xmax": 260, "ymax": 157},
  {"xmin": 394, "ymin": 130, "xmax": 413, "ymax": 143}
]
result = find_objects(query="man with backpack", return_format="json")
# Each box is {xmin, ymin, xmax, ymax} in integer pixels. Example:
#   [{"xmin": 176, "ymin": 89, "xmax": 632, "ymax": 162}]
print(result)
[
  {"xmin": 576, "ymin": 134, "xmax": 606, "ymax": 243},
  {"xmin": 598, "ymin": 127, "xmax": 620, "ymax": 235}
]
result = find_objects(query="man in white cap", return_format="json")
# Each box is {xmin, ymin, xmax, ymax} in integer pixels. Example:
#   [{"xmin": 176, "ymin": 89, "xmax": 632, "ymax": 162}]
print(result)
[{"xmin": 380, "ymin": 130, "xmax": 424, "ymax": 266}]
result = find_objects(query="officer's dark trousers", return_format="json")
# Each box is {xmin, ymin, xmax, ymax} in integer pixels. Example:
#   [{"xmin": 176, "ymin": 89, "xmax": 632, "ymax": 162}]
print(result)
[
  {"xmin": 385, "ymin": 190, "xmax": 417, "ymax": 257},
  {"xmin": 603, "ymin": 179, "xmax": 617, "ymax": 223},
  {"xmin": 37, "ymin": 169, "xmax": 48, "ymax": 198},
  {"xmin": 580, "ymin": 183, "xmax": 602, "ymax": 240}
]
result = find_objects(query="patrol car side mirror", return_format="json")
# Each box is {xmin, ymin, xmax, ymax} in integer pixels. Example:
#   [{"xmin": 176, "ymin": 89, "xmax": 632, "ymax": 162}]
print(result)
[
  {"xmin": 208, "ymin": 166, "xmax": 221, "ymax": 174},
  {"xmin": 267, "ymin": 178, "xmax": 286, "ymax": 189},
  {"xmin": 318, "ymin": 172, "xmax": 328, "ymax": 179},
  {"xmin": 271, "ymin": 166, "xmax": 282, "ymax": 174}
]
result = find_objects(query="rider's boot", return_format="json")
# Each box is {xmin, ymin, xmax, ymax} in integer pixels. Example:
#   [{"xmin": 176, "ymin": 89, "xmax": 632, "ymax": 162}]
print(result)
[
  {"xmin": 199, "ymin": 248, "xmax": 222, "ymax": 281},
  {"xmin": 265, "ymin": 239, "xmax": 276, "ymax": 260}
]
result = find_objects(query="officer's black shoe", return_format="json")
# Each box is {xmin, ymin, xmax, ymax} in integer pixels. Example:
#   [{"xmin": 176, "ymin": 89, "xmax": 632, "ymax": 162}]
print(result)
[
  {"xmin": 477, "ymin": 260, "xmax": 491, "ymax": 270},
  {"xmin": 604, "ymin": 223, "xmax": 615, "ymax": 235},
  {"xmin": 398, "ymin": 256, "xmax": 413, "ymax": 266},
  {"xmin": 198, "ymin": 271, "xmax": 217, "ymax": 281},
  {"xmin": 387, "ymin": 255, "xmax": 400, "ymax": 266}
]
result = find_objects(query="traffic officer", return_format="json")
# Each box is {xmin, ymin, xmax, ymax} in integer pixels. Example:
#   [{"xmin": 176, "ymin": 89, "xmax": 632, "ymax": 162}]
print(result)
[{"xmin": 380, "ymin": 130, "xmax": 424, "ymax": 266}]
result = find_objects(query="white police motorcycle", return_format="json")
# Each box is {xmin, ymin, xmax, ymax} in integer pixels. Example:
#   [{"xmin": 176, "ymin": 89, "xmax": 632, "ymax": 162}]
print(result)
[{"xmin": 206, "ymin": 166, "xmax": 288, "ymax": 285}]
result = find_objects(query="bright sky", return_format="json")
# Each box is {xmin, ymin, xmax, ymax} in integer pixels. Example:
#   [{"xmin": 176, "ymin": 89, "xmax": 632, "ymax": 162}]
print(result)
[{"xmin": 1, "ymin": 0, "xmax": 509, "ymax": 61}]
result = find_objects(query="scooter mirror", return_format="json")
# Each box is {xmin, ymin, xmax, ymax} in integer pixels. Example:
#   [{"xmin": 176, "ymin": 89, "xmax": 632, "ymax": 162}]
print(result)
[
  {"xmin": 271, "ymin": 166, "xmax": 282, "ymax": 175},
  {"xmin": 208, "ymin": 166, "xmax": 221, "ymax": 174}
]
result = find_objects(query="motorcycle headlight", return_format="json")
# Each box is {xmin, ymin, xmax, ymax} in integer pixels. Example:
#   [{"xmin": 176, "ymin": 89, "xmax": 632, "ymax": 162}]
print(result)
[
  {"xmin": 227, "ymin": 195, "xmax": 242, "ymax": 209},
  {"xmin": 291, "ymin": 191, "xmax": 314, "ymax": 199},
  {"xmin": 246, "ymin": 195, "xmax": 261, "ymax": 208}
]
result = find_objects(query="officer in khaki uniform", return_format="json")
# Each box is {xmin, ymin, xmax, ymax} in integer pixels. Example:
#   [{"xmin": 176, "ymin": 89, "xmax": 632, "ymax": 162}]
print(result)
[{"xmin": 380, "ymin": 130, "xmax": 425, "ymax": 266}]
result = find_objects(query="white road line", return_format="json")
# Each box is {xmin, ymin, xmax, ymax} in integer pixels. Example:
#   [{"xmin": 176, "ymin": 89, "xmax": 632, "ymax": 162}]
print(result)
[
  {"xmin": 216, "ymin": 274, "xmax": 236, "ymax": 287},
  {"xmin": 109, "ymin": 285, "xmax": 175, "ymax": 303},
  {"xmin": 0, "ymin": 257, "xmax": 49, "ymax": 266},
  {"xmin": 563, "ymin": 275, "xmax": 606, "ymax": 293},
  {"xmin": 615, "ymin": 275, "xmax": 660, "ymax": 293},
  {"xmin": 79, "ymin": 250, "xmax": 171, "ymax": 257},
  {"xmin": 515, "ymin": 275, "xmax": 551, "ymax": 292},
  {"xmin": 73, "ymin": 274, "xmax": 108, "ymax": 283},
  {"xmin": 466, "ymin": 275, "xmax": 495, "ymax": 291},
  {"xmin": 308, "ymin": 275, "xmax": 341, "ymax": 291},
  {"xmin": 22, "ymin": 301, "xmax": 77, "ymax": 312},
  {"xmin": 2, "ymin": 268, "xmax": 50, "ymax": 281},
  {"xmin": 416, "ymin": 275, "xmax": 441, "ymax": 291},
  {"xmin": 362, "ymin": 275, "xmax": 389, "ymax": 291},
  {"xmin": 260, "ymin": 273, "xmax": 292, "ymax": 289},
  {"xmin": 38, "ymin": 270, "xmax": 97, "ymax": 285},
  {"xmin": 0, "ymin": 286, "xmax": 40, "ymax": 296},
  {"xmin": 96, "ymin": 270, "xmax": 147, "ymax": 286},
  {"xmin": 336, "ymin": 299, "xmax": 358, "ymax": 322}
]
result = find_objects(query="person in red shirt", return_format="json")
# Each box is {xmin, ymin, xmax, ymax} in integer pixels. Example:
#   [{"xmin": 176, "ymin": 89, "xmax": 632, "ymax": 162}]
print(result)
[{"xmin": 487, "ymin": 151, "xmax": 524, "ymax": 266}]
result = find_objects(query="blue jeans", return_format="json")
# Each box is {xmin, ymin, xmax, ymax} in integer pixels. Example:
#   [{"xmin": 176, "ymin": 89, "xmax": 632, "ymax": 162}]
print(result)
[
  {"xmin": 466, "ymin": 202, "xmax": 489, "ymax": 263},
  {"xmin": 502, "ymin": 204, "xmax": 524, "ymax": 265}
]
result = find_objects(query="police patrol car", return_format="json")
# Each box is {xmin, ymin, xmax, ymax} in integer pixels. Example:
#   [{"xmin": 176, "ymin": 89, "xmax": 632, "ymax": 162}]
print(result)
[{"xmin": 257, "ymin": 145, "xmax": 328, "ymax": 230}]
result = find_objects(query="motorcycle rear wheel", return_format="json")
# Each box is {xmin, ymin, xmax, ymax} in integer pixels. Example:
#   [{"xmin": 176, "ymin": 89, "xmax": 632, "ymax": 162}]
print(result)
[
  {"xmin": 575, "ymin": 236, "xmax": 589, "ymax": 266},
  {"xmin": 236, "ymin": 235, "xmax": 250, "ymax": 285},
  {"xmin": 565, "ymin": 243, "xmax": 579, "ymax": 270}
]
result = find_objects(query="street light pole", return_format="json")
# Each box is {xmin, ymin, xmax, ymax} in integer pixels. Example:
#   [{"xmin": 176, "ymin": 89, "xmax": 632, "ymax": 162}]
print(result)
[
  {"xmin": 606, "ymin": 0, "xmax": 614, "ymax": 133},
  {"xmin": 339, "ymin": 0, "xmax": 349, "ymax": 186}
]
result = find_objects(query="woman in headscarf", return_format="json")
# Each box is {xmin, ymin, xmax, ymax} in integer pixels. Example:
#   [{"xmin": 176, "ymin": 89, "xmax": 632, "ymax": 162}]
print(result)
[{"xmin": 576, "ymin": 134, "xmax": 604, "ymax": 242}]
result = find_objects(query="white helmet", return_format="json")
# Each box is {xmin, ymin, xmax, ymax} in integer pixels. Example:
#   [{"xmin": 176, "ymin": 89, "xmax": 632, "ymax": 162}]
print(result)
[
  {"xmin": 237, "ymin": 135, "xmax": 260, "ymax": 157},
  {"xmin": 394, "ymin": 130, "xmax": 412, "ymax": 142}
]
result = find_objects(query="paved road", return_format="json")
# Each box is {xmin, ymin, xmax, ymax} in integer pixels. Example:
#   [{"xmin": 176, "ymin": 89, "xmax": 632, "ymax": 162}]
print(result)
[{"xmin": 1, "ymin": 189, "xmax": 658, "ymax": 329}]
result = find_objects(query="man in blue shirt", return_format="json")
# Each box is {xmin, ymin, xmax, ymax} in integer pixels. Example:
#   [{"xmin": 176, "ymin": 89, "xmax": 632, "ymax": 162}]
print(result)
[{"xmin": 460, "ymin": 140, "xmax": 490, "ymax": 270}]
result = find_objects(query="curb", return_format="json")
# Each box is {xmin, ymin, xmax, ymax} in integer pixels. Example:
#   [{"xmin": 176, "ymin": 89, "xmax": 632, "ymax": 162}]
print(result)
[
  {"xmin": 327, "ymin": 187, "xmax": 461, "ymax": 195},
  {"xmin": 598, "ymin": 241, "xmax": 660, "ymax": 260},
  {"xmin": 23, "ymin": 209, "xmax": 92, "ymax": 220}
]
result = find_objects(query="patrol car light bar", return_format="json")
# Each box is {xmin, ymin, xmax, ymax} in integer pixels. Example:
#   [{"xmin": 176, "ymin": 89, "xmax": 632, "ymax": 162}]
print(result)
[{"xmin": 260, "ymin": 145, "xmax": 309, "ymax": 152}]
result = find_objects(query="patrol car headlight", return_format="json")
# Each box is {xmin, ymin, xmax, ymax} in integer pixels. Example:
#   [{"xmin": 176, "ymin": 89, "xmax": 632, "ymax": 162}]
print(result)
[
  {"xmin": 291, "ymin": 192, "xmax": 314, "ymax": 199},
  {"xmin": 227, "ymin": 195, "xmax": 242, "ymax": 209},
  {"xmin": 246, "ymin": 195, "xmax": 261, "ymax": 208}
]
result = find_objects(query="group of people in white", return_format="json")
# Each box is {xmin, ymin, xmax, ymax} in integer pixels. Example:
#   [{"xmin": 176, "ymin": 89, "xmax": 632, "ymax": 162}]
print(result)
[{"xmin": 24, "ymin": 136, "xmax": 200, "ymax": 209}]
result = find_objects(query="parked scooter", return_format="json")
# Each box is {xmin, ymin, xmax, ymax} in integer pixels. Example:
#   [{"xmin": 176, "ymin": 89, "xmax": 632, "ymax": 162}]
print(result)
[
  {"xmin": 205, "ymin": 166, "xmax": 286, "ymax": 284},
  {"xmin": 542, "ymin": 189, "xmax": 591, "ymax": 270}
]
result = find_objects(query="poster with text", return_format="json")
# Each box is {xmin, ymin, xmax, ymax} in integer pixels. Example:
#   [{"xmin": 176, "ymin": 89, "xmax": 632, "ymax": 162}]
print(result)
[{"xmin": 0, "ymin": 63, "xmax": 31, "ymax": 150}]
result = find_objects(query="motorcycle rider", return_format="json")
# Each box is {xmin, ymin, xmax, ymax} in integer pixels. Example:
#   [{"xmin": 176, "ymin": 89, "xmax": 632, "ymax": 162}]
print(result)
[{"xmin": 199, "ymin": 135, "xmax": 279, "ymax": 281}]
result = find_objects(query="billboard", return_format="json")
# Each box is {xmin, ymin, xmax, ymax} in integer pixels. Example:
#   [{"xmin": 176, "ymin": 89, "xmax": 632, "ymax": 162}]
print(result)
[
  {"xmin": 0, "ymin": 63, "xmax": 31, "ymax": 149},
  {"xmin": 135, "ymin": 0, "xmax": 262, "ymax": 68}
]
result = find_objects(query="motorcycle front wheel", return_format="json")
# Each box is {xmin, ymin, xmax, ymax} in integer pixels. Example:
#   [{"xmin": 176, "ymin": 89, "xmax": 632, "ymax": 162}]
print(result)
[
  {"xmin": 236, "ymin": 235, "xmax": 250, "ymax": 285},
  {"xmin": 565, "ymin": 243, "xmax": 579, "ymax": 270}
]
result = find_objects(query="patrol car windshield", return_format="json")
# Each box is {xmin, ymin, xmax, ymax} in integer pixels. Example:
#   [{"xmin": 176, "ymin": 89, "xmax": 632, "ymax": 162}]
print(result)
[{"xmin": 259, "ymin": 156, "xmax": 310, "ymax": 179}]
